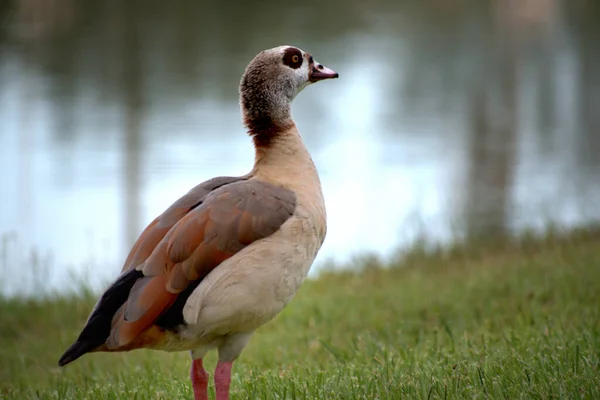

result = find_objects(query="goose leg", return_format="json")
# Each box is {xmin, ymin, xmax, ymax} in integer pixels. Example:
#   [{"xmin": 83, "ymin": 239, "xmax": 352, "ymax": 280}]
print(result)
[
  {"xmin": 190, "ymin": 358, "xmax": 209, "ymax": 400},
  {"xmin": 214, "ymin": 361, "xmax": 233, "ymax": 400}
]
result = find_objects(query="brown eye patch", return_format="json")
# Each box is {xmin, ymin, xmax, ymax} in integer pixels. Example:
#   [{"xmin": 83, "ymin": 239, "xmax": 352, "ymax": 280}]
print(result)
[{"xmin": 282, "ymin": 47, "xmax": 303, "ymax": 69}]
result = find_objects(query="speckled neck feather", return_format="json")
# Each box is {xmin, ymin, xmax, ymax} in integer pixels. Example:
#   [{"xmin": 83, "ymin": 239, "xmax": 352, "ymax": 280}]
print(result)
[{"xmin": 239, "ymin": 54, "xmax": 295, "ymax": 148}]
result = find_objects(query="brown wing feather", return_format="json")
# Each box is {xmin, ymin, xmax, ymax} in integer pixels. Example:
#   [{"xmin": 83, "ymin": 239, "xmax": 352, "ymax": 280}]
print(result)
[
  {"xmin": 121, "ymin": 176, "xmax": 243, "ymax": 273},
  {"xmin": 110, "ymin": 275, "xmax": 177, "ymax": 347},
  {"xmin": 107, "ymin": 179, "xmax": 296, "ymax": 349}
]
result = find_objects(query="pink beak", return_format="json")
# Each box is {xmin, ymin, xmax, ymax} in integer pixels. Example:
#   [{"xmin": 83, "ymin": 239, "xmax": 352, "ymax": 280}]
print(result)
[{"xmin": 309, "ymin": 60, "xmax": 339, "ymax": 82}]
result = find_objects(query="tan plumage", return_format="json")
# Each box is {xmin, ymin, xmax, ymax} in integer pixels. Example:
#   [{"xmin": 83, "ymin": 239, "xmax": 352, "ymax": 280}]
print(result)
[{"xmin": 58, "ymin": 45, "xmax": 338, "ymax": 400}]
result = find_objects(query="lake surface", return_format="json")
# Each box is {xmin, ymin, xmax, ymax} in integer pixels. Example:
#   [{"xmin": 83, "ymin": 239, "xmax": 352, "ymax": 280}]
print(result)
[{"xmin": 1, "ymin": 0, "xmax": 599, "ymax": 296}]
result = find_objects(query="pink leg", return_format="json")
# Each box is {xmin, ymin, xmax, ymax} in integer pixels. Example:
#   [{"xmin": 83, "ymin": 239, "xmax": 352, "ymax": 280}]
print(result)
[
  {"xmin": 214, "ymin": 361, "xmax": 233, "ymax": 400},
  {"xmin": 190, "ymin": 358, "xmax": 209, "ymax": 400}
]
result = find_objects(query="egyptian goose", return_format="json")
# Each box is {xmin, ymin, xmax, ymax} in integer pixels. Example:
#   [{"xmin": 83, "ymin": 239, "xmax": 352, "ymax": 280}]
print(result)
[{"xmin": 58, "ymin": 45, "xmax": 338, "ymax": 400}]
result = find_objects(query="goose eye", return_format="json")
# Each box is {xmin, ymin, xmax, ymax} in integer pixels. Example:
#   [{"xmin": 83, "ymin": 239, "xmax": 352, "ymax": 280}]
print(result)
[{"xmin": 283, "ymin": 48, "xmax": 303, "ymax": 69}]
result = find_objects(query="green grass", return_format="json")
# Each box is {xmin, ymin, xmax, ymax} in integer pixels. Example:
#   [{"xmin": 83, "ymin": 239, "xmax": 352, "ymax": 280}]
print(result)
[{"xmin": 1, "ymin": 228, "xmax": 599, "ymax": 399}]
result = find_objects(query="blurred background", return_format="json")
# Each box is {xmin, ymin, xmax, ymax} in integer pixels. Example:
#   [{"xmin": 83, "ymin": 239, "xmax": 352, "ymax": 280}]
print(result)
[{"xmin": 0, "ymin": 0, "xmax": 599, "ymax": 296}]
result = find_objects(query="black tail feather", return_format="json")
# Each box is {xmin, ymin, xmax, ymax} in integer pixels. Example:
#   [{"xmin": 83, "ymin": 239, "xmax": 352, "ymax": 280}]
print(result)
[
  {"xmin": 58, "ymin": 268, "xmax": 143, "ymax": 367},
  {"xmin": 58, "ymin": 340, "xmax": 99, "ymax": 366}
]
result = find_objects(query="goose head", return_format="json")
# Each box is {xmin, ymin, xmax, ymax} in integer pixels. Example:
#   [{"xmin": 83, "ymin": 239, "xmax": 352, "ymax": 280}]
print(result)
[{"xmin": 240, "ymin": 45, "xmax": 338, "ymax": 144}]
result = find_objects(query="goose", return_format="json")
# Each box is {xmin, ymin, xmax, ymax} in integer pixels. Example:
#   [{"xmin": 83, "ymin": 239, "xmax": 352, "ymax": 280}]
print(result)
[{"xmin": 58, "ymin": 45, "xmax": 338, "ymax": 400}]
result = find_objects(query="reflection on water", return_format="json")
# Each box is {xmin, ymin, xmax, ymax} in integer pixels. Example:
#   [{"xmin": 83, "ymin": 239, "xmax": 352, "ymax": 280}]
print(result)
[{"xmin": 1, "ymin": 0, "xmax": 599, "ymax": 295}]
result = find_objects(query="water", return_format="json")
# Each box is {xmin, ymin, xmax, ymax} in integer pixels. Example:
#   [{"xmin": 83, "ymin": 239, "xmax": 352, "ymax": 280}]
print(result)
[{"xmin": 1, "ymin": 0, "xmax": 599, "ymax": 295}]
